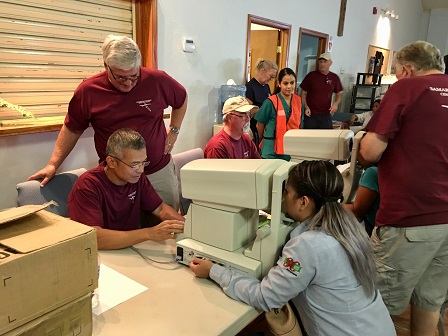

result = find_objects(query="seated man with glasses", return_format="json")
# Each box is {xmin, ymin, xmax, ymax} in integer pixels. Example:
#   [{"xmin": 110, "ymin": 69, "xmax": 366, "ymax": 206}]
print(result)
[
  {"xmin": 68, "ymin": 128, "xmax": 185, "ymax": 250},
  {"xmin": 204, "ymin": 96, "xmax": 261, "ymax": 159}
]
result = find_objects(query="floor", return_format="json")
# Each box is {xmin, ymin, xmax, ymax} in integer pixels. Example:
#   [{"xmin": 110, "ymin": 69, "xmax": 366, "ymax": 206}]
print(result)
[{"xmin": 239, "ymin": 305, "xmax": 448, "ymax": 336}]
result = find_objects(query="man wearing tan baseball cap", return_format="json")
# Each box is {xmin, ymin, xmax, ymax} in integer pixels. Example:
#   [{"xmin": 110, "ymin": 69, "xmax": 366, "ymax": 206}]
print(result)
[
  {"xmin": 300, "ymin": 51, "xmax": 343, "ymax": 129},
  {"xmin": 204, "ymin": 96, "xmax": 261, "ymax": 159}
]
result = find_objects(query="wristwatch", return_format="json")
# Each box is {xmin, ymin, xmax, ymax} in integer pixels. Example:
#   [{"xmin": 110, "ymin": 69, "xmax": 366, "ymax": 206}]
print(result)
[{"xmin": 170, "ymin": 126, "xmax": 180, "ymax": 134}]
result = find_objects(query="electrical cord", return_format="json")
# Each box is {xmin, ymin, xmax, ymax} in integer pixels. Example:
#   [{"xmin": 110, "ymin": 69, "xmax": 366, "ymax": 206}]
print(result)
[{"xmin": 130, "ymin": 246, "xmax": 178, "ymax": 264}]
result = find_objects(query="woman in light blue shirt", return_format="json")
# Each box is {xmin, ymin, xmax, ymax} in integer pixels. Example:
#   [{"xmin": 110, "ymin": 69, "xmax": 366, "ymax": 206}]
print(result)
[{"xmin": 190, "ymin": 160, "xmax": 395, "ymax": 336}]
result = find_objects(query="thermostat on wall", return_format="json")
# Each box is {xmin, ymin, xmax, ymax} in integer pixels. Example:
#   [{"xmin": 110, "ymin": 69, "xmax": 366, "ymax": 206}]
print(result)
[{"xmin": 182, "ymin": 38, "xmax": 196, "ymax": 53}]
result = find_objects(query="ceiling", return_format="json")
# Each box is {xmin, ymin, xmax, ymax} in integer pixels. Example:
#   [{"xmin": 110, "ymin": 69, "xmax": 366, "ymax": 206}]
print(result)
[{"xmin": 421, "ymin": 0, "xmax": 448, "ymax": 10}]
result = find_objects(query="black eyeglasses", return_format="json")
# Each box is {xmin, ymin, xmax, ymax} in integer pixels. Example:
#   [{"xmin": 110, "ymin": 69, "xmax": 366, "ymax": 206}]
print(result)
[
  {"xmin": 111, "ymin": 156, "xmax": 150, "ymax": 169},
  {"xmin": 229, "ymin": 112, "xmax": 251, "ymax": 120},
  {"xmin": 107, "ymin": 65, "xmax": 140, "ymax": 83}
]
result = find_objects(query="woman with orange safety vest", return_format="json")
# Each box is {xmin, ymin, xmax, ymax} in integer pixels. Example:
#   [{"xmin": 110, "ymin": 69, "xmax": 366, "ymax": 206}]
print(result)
[{"xmin": 254, "ymin": 68, "xmax": 302, "ymax": 160}]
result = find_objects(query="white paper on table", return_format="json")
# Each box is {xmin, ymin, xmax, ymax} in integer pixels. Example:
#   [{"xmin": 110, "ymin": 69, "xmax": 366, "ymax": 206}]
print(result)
[{"xmin": 92, "ymin": 264, "xmax": 148, "ymax": 315}]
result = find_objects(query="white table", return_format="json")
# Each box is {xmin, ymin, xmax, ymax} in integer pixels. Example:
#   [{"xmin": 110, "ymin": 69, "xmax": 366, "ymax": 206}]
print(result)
[{"xmin": 93, "ymin": 240, "xmax": 260, "ymax": 336}]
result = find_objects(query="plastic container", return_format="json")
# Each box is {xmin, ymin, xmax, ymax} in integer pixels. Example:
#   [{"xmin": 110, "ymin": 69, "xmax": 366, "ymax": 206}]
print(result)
[{"xmin": 218, "ymin": 85, "xmax": 247, "ymax": 123}]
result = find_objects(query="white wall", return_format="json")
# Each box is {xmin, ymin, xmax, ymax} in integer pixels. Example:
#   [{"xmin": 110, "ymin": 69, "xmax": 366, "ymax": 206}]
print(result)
[
  {"xmin": 0, "ymin": 0, "xmax": 428, "ymax": 210},
  {"xmin": 427, "ymin": 8, "xmax": 448, "ymax": 55},
  {"xmin": 0, "ymin": 128, "xmax": 98, "ymax": 209},
  {"xmin": 157, "ymin": 0, "xmax": 425, "ymax": 152}
]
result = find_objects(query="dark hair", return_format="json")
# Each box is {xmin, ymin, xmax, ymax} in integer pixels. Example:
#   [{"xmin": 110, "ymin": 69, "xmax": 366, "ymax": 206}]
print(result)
[
  {"xmin": 274, "ymin": 68, "xmax": 297, "ymax": 94},
  {"xmin": 288, "ymin": 160, "xmax": 376, "ymax": 296},
  {"xmin": 106, "ymin": 128, "xmax": 146, "ymax": 158},
  {"xmin": 371, "ymin": 99, "xmax": 382, "ymax": 110}
]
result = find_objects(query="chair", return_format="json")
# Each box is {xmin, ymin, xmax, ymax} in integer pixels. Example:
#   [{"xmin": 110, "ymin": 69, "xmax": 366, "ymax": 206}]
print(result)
[
  {"xmin": 16, "ymin": 168, "xmax": 87, "ymax": 217},
  {"xmin": 172, "ymin": 148, "xmax": 204, "ymax": 215}
]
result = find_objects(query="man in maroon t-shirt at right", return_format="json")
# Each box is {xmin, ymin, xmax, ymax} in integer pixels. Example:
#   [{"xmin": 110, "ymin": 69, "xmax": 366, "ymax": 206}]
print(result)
[
  {"xmin": 300, "ymin": 52, "xmax": 343, "ymax": 129},
  {"xmin": 359, "ymin": 41, "xmax": 448, "ymax": 336}
]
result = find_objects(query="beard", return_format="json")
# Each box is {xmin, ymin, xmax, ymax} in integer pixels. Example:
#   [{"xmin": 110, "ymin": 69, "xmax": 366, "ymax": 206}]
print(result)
[{"xmin": 243, "ymin": 122, "xmax": 251, "ymax": 134}]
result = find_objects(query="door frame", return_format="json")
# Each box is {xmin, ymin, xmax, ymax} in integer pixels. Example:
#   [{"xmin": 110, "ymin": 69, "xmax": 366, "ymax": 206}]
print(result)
[
  {"xmin": 245, "ymin": 15, "xmax": 291, "ymax": 83},
  {"xmin": 296, "ymin": 28, "xmax": 328, "ymax": 78}
]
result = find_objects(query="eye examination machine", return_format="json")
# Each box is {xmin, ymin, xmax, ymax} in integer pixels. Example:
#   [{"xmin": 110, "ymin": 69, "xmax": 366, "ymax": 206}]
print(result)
[{"xmin": 176, "ymin": 130, "xmax": 365, "ymax": 279}]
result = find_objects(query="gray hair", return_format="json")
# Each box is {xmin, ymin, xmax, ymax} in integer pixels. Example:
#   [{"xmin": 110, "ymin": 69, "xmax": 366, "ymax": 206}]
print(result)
[
  {"xmin": 288, "ymin": 161, "xmax": 376, "ymax": 297},
  {"xmin": 255, "ymin": 59, "xmax": 278, "ymax": 72},
  {"xmin": 102, "ymin": 35, "xmax": 142, "ymax": 70},
  {"xmin": 395, "ymin": 40, "xmax": 445, "ymax": 73},
  {"xmin": 106, "ymin": 128, "xmax": 146, "ymax": 158}
]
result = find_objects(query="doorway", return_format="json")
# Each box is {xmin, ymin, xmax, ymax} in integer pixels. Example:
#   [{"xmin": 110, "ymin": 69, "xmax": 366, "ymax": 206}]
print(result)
[
  {"xmin": 296, "ymin": 28, "xmax": 328, "ymax": 87},
  {"xmin": 245, "ymin": 15, "xmax": 291, "ymax": 93}
]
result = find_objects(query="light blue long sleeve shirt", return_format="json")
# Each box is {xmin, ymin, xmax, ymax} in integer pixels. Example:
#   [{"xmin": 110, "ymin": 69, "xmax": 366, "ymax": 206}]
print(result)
[{"xmin": 210, "ymin": 221, "xmax": 396, "ymax": 336}]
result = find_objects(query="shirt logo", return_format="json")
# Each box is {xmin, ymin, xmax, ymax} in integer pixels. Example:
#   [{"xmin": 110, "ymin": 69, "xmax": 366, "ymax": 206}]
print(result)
[
  {"xmin": 136, "ymin": 99, "xmax": 152, "ymax": 111},
  {"xmin": 128, "ymin": 191, "xmax": 136, "ymax": 203},
  {"xmin": 429, "ymin": 87, "xmax": 448, "ymax": 97},
  {"xmin": 244, "ymin": 151, "xmax": 249, "ymax": 158},
  {"xmin": 283, "ymin": 257, "xmax": 302, "ymax": 276}
]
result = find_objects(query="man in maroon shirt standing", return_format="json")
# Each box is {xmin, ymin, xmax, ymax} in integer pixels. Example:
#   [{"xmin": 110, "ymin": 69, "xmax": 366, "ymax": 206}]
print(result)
[
  {"xmin": 68, "ymin": 128, "xmax": 184, "ymax": 250},
  {"xmin": 29, "ymin": 35, "xmax": 188, "ymax": 211},
  {"xmin": 359, "ymin": 41, "xmax": 448, "ymax": 336},
  {"xmin": 300, "ymin": 52, "xmax": 343, "ymax": 129},
  {"xmin": 204, "ymin": 96, "xmax": 261, "ymax": 159}
]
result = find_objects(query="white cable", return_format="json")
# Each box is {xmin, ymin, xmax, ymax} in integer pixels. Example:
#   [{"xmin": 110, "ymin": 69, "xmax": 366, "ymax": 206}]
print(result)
[{"xmin": 130, "ymin": 246, "xmax": 178, "ymax": 264}]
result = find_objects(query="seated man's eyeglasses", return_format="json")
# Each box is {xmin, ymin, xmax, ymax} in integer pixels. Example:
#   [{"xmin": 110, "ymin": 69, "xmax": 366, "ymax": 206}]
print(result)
[
  {"xmin": 229, "ymin": 112, "xmax": 251, "ymax": 120},
  {"xmin": 107, "ymin": 65, "xmax": 140, "ymax": 83},
  {"xmin": 111, "ymin": 156, "xmax": 150, "ymax": 169}
]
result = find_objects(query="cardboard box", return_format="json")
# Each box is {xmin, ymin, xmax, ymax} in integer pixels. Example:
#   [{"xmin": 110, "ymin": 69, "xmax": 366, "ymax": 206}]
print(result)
[
  {"xmin": 3, "ymin": 293, "xmax": 92, "ymax": 336},
  {"xmin": 0, "ymin": 205, "xmax": 97, "ymax": 335}
]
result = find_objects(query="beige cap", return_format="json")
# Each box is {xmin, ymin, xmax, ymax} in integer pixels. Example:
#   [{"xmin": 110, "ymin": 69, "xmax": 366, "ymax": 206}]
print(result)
[
  {"xmin": 318, "ymin": 52, "xmax": 332, "ymax": 61},
  {"xmin": 222, "ymin": 96, "xmax": 257, "ymax": 115}
]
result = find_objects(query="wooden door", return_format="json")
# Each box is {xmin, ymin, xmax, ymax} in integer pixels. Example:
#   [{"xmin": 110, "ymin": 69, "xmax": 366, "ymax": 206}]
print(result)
[{"xmin": 249, "ymin": 29, "xmax": 278, "ymax": 93}]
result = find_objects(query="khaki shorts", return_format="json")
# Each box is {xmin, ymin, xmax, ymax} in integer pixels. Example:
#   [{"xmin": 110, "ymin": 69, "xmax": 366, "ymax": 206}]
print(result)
[
  {"xmin": 371, "ymin": 224, "xmax": 448, "ymax": 315},
  {"xmin": 146, "ymin": 157, "xmax": 179, "ymax": 211}
]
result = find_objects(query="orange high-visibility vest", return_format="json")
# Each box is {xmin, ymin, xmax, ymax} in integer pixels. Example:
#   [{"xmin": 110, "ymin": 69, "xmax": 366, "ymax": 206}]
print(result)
[{"xmin": 267, "ymin": 94, "xmax": 302, "ymax": 154}]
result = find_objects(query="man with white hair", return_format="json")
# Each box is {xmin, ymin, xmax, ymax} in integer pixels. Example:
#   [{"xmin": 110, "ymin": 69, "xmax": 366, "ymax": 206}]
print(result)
[
  {"xmin": 300, "ymin": 52, "xmax": 343, "ymax": 129},
  {"xmin": 204, "ymin": 96, "xmax": 260, "ymax": 159},
  {"xmin": 359, "ymin": 40, "xmax": 448, "ymax": 336},
  {"xmin": 29, "ymin": 35, "xmax": 187, "ymax": 211}
]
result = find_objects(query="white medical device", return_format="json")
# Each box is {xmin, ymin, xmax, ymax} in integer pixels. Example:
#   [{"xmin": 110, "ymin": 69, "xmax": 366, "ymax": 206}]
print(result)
[
  {"xmin": 284, "ymin": 129, "xmax": 353, "ymax": 162},
  {"xmin": 176, "ymin": 130, "xmax": 362, "ymax": 279},
  {"xmin": 284, "ymin": 129, "xmax": 365, "ymax": 204},
  {"xmin": 176, "ymin": 159, "xmax": 295, "ymax": 279}
]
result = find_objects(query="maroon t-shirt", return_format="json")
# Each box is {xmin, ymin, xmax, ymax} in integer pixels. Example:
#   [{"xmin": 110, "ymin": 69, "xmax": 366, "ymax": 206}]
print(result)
[
  {"xmin": 365, "ymin": 74, "xmax": 448, "ymax": 227},
  {"xmin": 204, "ymin": 129, "xmax": 261, "ymax": 159},
  {"xmin": 300, "ymin": 70, "xmax": 343, "ymax": 115},
  {"xmin": 65, "ymin": 68, "xmax": 187, "ymax": 175},
  {"xmin": 67, "ymin": 165, "xmax": 163, "ymax": 231}
]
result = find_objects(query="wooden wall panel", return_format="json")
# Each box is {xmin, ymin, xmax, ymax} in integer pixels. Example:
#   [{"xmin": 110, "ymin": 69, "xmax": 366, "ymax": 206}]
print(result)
[{"xmin": 0, "ymin": 0, "xmax": 133, "ymax": 120}]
